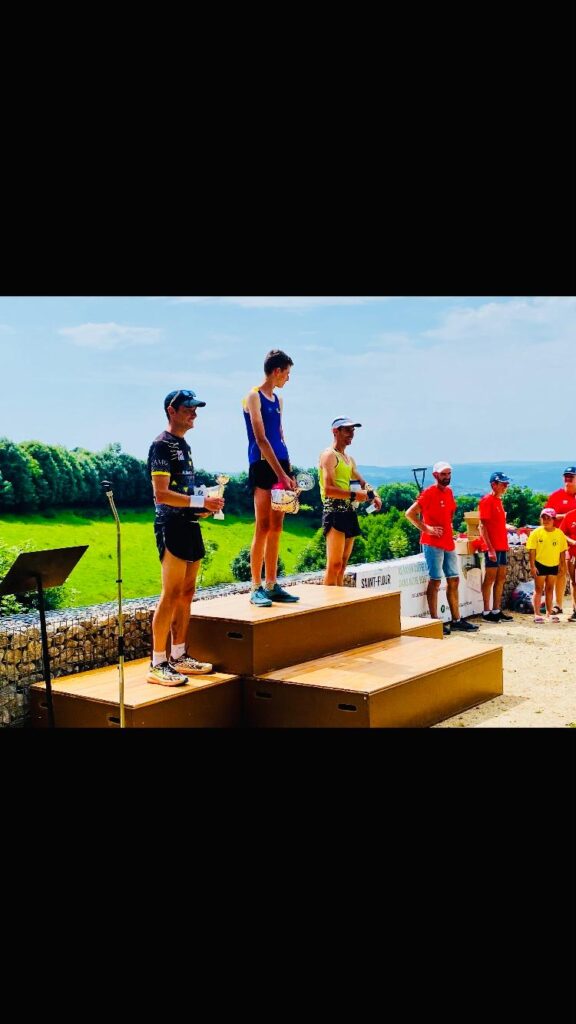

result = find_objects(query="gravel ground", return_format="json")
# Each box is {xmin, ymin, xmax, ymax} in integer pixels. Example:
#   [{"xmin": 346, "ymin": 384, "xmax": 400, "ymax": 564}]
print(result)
[{"xmin": 434, "ymin": 608, "xmax": 576, "ymax": 728}]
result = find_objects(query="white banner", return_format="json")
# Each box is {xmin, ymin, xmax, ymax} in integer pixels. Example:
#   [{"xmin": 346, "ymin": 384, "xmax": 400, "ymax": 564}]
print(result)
[{"xmin": 353, "ymin": 553, "xmax": 484, "ymax": 622}]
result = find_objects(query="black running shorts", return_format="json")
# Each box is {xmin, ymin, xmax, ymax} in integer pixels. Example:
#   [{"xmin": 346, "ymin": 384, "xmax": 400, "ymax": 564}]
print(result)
[
  {"xmin": 322, "ymin": 506, "xmax": 362, "ymax": 539},
  {"xmin": 248, "ymin": 457, "xmax": 292, "ymax": 491},
  {"xmin": 154, "ymin": 518, "xmax": 206, "ymax": 563}
]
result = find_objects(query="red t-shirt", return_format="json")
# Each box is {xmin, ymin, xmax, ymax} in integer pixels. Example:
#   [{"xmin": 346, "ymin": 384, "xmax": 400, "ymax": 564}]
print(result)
[
  {"xmin": 417, "ymin": 484, "xmax": 456, "ymax": 550},
  {"xmin": 547, "ymin": 488, "xmax": 576, "ymax": 517},
  {"xmin": 560, "ymin": 508, "xmax": 576, "ymax": 557},
  {"xmin": 478, "ymin": 492, "xmax": 508, "ymax": 551}
]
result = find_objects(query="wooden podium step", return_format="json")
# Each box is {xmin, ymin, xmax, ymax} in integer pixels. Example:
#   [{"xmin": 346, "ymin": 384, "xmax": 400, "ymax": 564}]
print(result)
[
  {"xmin": 186, "ymin": 584, "xmax": 401, "ymax": 676},
  {"xmin": 401, "ymin": 616, "xmax": 444, "ymax": 639},
  {"xmin": 244, "ymin": 635, "xmax": 503, "ymax": 728},
  {"xmin": 29, "ymin": 659, "xmax": 241, "ymax": 728}
]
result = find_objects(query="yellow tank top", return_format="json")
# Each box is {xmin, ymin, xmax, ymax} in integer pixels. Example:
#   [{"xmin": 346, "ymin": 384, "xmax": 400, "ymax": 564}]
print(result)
[{"xmin": 319, "ymin": 449, "xmax": 354, "ymax": 501}]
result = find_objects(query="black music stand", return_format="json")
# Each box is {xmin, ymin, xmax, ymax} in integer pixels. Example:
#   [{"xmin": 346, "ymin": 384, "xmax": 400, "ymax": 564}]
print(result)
[{"xmin": 0, "ymin": 546, "xmax": 88, "ymax": 728}]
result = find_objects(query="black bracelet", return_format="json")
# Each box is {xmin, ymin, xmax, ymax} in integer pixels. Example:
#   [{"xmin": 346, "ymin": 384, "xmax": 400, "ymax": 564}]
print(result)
[{"xmin": 367, "ymin": 489, "xmax": 375, "ymax": 501}]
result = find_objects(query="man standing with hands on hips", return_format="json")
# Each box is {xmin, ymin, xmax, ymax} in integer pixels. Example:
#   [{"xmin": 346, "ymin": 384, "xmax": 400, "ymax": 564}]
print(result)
[
  {"xmin": 405, "ymin": 461, "xmax": 479, "ymax": 636},
  {"xmin": 147, "ymin": 389, "xmax": 225, "ymax": 686}
]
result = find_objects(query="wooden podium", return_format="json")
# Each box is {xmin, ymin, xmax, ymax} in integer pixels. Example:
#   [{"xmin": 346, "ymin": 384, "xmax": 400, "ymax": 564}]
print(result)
[
  {"xmin": 28, "ymin": 582, "xmax": 503, "ymax": 728},
  {"xmin": 30, "ymin": 660, "xmax": 241, "ymax": 728},
  {"xmin": 185, "ymin": 584, "xmax": 401, "ymax": 676}
]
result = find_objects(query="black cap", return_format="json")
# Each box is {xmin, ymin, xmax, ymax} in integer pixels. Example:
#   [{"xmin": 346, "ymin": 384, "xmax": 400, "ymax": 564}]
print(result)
[
  {"xmin": 563, "ymin": 466, "xmax": 576, "ymax": 476},
  {"xmin": 164, "ymin": 389, "xmax": 206, "ymax": 412},
  {"xmin": 490, "ymin": 472, "xmax": 511, "ymax": 484}
]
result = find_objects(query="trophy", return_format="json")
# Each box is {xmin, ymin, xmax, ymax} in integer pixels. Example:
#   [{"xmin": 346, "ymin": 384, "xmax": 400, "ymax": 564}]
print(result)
[{"xmin": 212, "ymin": 474, "xmax": 229, "ymax": 520}]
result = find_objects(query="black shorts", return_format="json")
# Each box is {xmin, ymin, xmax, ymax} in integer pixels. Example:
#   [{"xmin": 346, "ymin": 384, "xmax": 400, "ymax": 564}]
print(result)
[
  {"xmin": 248, "ymin": 457, "xmax": 292, "ymax": 491},
  {"xmin": 484, "ymin": 550, "xmax": 508, "ymax": 568},
  {"xmin": 154, "ymin": 518, "xmax": 206, "ymax": 563},
  {"xmin": 535, "ymin": 560, "xmax": 558, "ymax": 576},
  {"xmin": 322, "ymin": 506, "xmax": 362, "ymax": 539}
]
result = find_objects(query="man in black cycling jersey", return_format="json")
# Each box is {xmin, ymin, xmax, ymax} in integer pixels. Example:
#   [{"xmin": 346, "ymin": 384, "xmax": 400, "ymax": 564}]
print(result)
[{"xmin": 147, "ymin": 389, "xmax": 224, "ymax": 686}]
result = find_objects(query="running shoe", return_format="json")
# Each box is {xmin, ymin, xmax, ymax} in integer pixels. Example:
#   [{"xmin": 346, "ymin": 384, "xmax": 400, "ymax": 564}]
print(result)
[
  {"xmin": 263, "ymin": 583, "xmax": 300, "ymax": 603},
  {"xmin": 147, "ymin": 661, "xmax": 188, "ymax": 686},
  {"xmin": 169, "ymin": 653, "xmax": 213, "ymax": 675},
  {"xmin": 250, "ymin": 586, "xmax": 273, "ymax": 607},
  {"xmin": 450, "ymin": 619, "xmax": 480, "ymax": 632},
  {"xmin": 494, "ymin": 611, "xmax": 514, "ymax": 621}
]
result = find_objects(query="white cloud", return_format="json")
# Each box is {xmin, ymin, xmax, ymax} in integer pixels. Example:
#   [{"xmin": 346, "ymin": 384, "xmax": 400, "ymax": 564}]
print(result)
[
  {"xmin": 58, "ymin": 322, "xmax": 164, "ymax": 351},
  {"xmin": 423, "ymin": 296, "xmax": 576, "ymax": 346}
]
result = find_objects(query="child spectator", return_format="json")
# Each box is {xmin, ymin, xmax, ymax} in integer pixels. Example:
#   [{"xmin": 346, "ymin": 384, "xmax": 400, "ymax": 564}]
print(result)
[{"xmin": 525, "ymin": 508, "xmax": 569, "ymax": 623}]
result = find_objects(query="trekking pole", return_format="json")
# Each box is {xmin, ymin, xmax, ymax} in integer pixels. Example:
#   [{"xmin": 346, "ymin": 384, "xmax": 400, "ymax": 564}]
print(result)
[{"xmin": 102, "ymin": 481, "xmax": 125, "ymax": 729}]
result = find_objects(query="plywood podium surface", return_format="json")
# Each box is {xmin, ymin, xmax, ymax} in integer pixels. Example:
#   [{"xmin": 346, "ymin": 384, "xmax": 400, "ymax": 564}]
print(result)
[
  {"xmin": 400, "ymin": 616, "xmax": 444, "ymax": 640},
  {"xmin": 245, "ymin": 635, "xmax": 503, "ymax": 728},
  {"xmin": 30, "ymin": 658, "xmax": 241, "ymax": 728},
  {"xmin": 186, "ymin": 583, "xmax": 402, "ymax": 676}
]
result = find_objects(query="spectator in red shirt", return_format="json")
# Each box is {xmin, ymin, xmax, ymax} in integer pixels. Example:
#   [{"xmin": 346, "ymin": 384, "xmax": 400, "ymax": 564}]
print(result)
[
  {"xmin": 546, "ymin": 466, "xmax": 576, "ymax": 614},
  {"xmin": 559, "ymin": 505, "xmax": 576, "ymax": 622},
  {"xmin": 405, "ymin": 461, "xmax": 479, "ymax": 635},
  {"xmin": 478, "ymin": 471, "xmax": 515, "ymax": 623}
]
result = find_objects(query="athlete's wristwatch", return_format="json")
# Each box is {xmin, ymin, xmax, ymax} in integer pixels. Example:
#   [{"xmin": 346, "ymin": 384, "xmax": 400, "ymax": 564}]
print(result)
[{"xmin": 367, "ymin": 489, "xmax": 375, "ymax": 501}]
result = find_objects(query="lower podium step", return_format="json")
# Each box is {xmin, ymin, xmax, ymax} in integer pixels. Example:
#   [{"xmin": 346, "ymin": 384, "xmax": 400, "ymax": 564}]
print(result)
[
  {"xmin": 401, "ymin": 616, "xmax": 444, "ymax": 639},
  {"xmin": 244, "ymin": 635, "xmax": 503, "ymax": 728},
  {"xmin": 30, "ymin": 659, "xmax": 241, "ymax": 728}
]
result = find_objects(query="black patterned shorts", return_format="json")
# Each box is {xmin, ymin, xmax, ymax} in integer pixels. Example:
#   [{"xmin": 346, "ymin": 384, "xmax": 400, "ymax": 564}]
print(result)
[
  {"xmin": 322, "ymin": 505, "xmax": 361, "ymax": 539},
  {"xmin": 154, "ymin": 518, "xmax": 206, "ymax": 563}
]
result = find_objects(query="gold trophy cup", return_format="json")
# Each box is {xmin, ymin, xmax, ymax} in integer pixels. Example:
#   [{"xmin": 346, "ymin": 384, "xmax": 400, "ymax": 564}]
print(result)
[{"xmin": 212, "ymin": 474, "xmax": 229, "ymax": 520}]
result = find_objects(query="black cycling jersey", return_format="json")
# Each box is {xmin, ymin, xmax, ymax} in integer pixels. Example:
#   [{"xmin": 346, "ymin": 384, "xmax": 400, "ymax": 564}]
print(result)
[{"xmin": 147, "ymin": 430, "xmax": 201, "ymax": 523}]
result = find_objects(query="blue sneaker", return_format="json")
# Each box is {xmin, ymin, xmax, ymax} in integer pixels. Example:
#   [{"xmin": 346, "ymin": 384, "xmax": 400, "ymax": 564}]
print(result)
[
  {"xmin": 250, "ymin": 586, "xmax": 273, "ymax": 607},
  {"xmin": 263, "ymin": 583, "xmax": 300, "ymax": 603}
]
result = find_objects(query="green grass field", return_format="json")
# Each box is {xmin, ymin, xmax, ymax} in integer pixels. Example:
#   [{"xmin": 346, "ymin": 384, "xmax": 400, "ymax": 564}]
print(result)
[{"xmin": 0, "ymin": 509, "xmax": 317, "ymax": 608}]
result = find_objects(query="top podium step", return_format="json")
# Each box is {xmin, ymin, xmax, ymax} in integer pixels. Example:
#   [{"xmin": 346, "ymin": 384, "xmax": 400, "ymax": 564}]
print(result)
[{"xmin": 186, "ymin": 583, "xmax": 402, "ymax": 676}]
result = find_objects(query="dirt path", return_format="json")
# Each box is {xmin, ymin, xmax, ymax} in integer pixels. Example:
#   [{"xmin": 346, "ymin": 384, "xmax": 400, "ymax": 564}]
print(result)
[{"xmin": 434, "ymin": 610, "xmax": 576, "ymax": 727}]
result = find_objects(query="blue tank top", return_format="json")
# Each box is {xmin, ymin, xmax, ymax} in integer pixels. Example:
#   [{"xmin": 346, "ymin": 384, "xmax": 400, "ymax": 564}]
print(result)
[{"xmin": 242, "ymin": 387, "xmax": 289, "ymax": 465}]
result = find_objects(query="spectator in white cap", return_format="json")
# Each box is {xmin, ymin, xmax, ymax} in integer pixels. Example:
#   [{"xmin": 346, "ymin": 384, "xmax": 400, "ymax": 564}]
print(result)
[
  {"xmin": 545, "ymin": 466, "xmax": 576, "ymax": 615},
  {"xmin": 478, "ymin": 471, "xmax": 515, "ymax": 622},
  {"xmin": 525, "ymin": 507, "xmax": 569, "ymax": 623},
  {"xmin": 319, "ymin": 417, "xmax": 381, "ymax": 585},
  {"xmin": 405, "ymin": 461, "xmax": 479, "ymax": 635}
]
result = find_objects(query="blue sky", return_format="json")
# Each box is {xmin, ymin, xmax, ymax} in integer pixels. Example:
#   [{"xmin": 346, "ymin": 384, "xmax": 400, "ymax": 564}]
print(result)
[{"xmin": 0, "ymin": 295, "xmax": 574, "ymax": 473}]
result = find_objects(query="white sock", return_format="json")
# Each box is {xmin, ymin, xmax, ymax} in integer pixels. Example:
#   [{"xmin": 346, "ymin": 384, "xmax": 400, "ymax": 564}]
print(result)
[
  {"xmin": 482, "ymin": 611, "xmax": 491, "ymax": 617},
  {"xmin": 152, "ymin": 650, "xmax": 167, "ymax": 667},
  {"xmin": 171, "ymin": 643, "xmax": 186, "ymax": 660},
  {"xmin": 493, "ymin": 608, "xmax": 500, "ymax": 614}
]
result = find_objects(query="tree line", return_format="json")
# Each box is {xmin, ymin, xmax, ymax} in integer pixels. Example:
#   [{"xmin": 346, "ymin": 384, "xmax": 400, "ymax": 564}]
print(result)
[{"xmin": 0, "ymin": 436, "xmax": 548, "ymax": 526}]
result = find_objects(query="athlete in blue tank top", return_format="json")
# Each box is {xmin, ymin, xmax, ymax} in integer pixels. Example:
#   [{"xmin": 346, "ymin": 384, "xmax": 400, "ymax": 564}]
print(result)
[
  {"xmin": 242, "ymin": 388, "xmax": 289, "ymax": 464},
  {"xmin": 242, "ymin": 349, "xmax": 299, "ymax": 607}
]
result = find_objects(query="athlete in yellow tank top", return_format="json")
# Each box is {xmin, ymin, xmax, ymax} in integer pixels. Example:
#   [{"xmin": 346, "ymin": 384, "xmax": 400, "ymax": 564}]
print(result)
[{"xmin": 318, "ymin": 417, "xmax": 381, "ymax": 586}]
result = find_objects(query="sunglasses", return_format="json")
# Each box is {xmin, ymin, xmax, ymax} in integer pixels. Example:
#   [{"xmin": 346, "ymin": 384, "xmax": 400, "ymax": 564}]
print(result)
[{"xmin": 170, "ymin": 389, "xmax": 197, "ymax": 409}]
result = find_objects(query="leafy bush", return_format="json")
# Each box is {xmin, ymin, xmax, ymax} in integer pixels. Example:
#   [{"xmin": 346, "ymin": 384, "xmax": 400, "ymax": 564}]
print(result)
[{"xmin": 231, "ymin": 546, "xmax": 285, "ymax": 582}]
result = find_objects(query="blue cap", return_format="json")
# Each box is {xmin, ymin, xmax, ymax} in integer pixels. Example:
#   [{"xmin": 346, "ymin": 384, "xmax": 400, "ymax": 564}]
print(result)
[
  {"xmin": 490, "ymin": 472, "xmax": 511, "ymax": 484},
  {"xmin": 563, "ymin": 466, "xmax": 576, "ymax": 476}
]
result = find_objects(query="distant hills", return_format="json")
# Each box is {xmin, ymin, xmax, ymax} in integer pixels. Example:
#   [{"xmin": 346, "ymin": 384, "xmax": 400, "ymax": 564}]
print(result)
[{"xmin": 356, "ymin": 462, "xmax": 573, "ymax": 496}]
